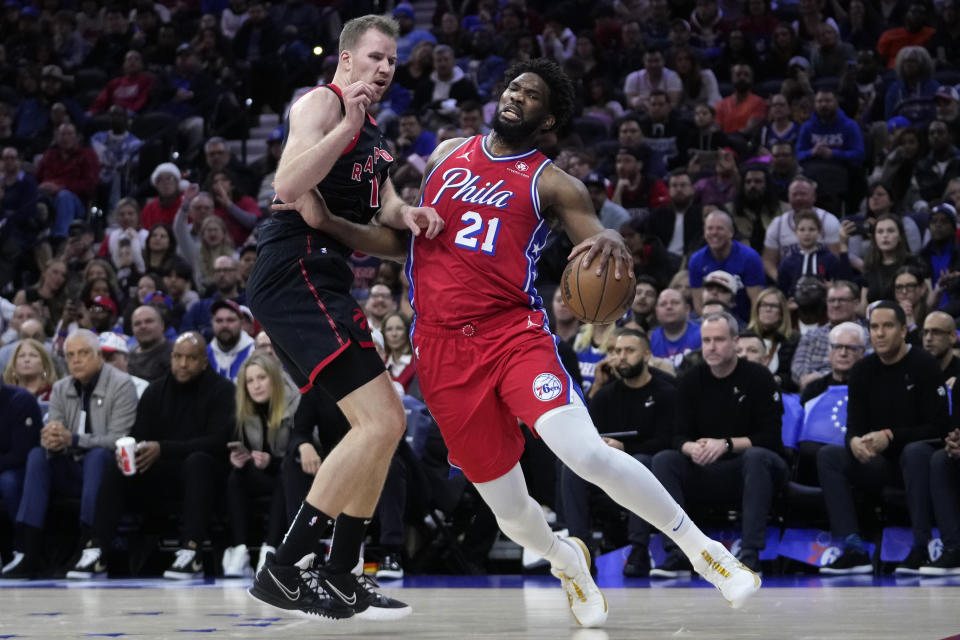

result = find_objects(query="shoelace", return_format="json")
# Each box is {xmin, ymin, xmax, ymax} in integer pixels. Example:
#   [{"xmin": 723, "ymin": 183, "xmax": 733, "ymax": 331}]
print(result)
[
  {"xmin": 172, "ymin": 549, "xmax": 196, "ymax": 569},
  {"xmin": 77, "ymin": 548, "xmax": 101, "ymax": 568}
]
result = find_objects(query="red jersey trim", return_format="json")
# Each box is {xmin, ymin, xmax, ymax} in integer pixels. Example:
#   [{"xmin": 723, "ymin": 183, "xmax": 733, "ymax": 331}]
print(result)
[
  {"xmin": 299, "ymin": 339, "xmax": 353, "ymax": 393},
  {"xmin": 298, "ymin": 257, "xmax": 345, "ymax": 346}
]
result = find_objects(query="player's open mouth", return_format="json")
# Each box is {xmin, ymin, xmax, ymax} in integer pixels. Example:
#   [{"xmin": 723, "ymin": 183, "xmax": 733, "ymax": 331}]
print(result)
[
  {"xmin": 374, "ymin": 80, "xmax": 387, "ymax": 88},
  {"xmin": 501, "ymin": 106, "xmax": 521, "ymax": 121}
]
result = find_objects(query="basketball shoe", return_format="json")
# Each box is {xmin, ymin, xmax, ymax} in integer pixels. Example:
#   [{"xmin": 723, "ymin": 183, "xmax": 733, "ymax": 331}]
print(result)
[
  {"xmin": 248, "ymin": 552, "xmax": 355, "ymax": 621},
  {"xmin": 692, "ymin": 540, "xmax": 762, "ymax": 609},
  {"xmin": 317, "ymin": 565, "xmax": 412, "ymax": 620},
  {"xmin": 67, "ymin": 545, "xmax": 107, "ymax": 579},
  {"xmin": 550, "ymin": 535, "xmax": 608, "ymax": 627}
]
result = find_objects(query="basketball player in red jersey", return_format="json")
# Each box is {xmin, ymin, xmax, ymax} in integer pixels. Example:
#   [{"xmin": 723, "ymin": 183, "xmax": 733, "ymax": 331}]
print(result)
[
  {"xmin": 277, "ymin": 58, "xmax": 762, "ymax": 626},
  {"xmin": 246, "ymin": 15, "xmax": 443, "ymax": 621}
]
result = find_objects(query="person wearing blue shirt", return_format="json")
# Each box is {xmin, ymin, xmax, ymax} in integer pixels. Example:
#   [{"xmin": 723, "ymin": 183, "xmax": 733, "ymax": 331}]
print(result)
[
  {"xmin": 393, "ymin": 3, "xmax": 436, "ymax": 64},
  {"xmin": 649, "ymin": 289, "xmax": 701, "ymax": 370},
  {"xmin": 796, "ymin": 91, "xmax": 866, "ymax": 168},
  {"xmin": 689, "ymin": 210, "xmax": 765, "ymax": 320}
]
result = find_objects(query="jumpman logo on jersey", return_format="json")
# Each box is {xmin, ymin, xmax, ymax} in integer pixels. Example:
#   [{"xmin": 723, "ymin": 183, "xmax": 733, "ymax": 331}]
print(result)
[
  {"xmin": 526, "ymin": 315, "xmax": 542, "ymax": 329},
  {"xmin": 457, "ymin": 150, "xmax": 473, "ymax": 162}
]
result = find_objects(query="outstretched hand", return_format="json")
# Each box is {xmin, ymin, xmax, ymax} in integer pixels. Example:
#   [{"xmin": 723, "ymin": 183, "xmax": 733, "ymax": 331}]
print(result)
[
  {"xmin": 401, "ymin": 204, "xmax": 444, "ymax": 239},
  {"xmin": 271, "ymin": 189, "xmax": 331, "ymax": 230},
  {"xmin": 568, "ymin": 229, "xmax": 634, "ymax": 280}
]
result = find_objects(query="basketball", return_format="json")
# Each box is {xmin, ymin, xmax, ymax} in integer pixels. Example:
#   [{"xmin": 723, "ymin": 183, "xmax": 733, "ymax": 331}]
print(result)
[{"xmin": 560, "ymin": 255, "xmax": 634, "ymax": 324}]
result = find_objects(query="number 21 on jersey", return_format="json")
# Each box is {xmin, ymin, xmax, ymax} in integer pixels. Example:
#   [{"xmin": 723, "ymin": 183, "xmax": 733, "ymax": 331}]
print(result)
[{"xmin": 454, "ymin": 211, "xmax": 500, "ymax": 255}]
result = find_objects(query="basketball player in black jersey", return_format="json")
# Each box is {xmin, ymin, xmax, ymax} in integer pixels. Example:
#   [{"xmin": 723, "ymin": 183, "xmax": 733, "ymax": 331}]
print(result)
[{"xmin": 246, "ymin": 15, "xmax": 443, "ymax": 621}]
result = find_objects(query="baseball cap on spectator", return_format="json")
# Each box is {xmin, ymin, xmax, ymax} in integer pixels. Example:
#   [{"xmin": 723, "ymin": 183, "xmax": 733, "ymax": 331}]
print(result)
[
  {"xmin": 68, "ymin": 220, "xmax": 93, "ymax": 237},
  {"xmin": 151, "ymin": 162, "xmax": 181, "ymax": 187},
  {"xmin": 582, "ymin": 172, "xmax": 606, "ymax": 189},
  {"xmin": 788, "ymin": 56, "xmax": 811, "ymax": 71},
  {"xmin": 931, "ymin": 202, "xmax": 958, "ymax": 226},
  {"xmin": 238, "ymin": 305, "xmax": 254, "ymax": 321},
  {"xmin": 91, "ymin": 296, "xmax": 119, "ymax": 316},
  {"xmin": 145, "ymin": 291, "xmax": 174, "ymax": 308},
  {"xmin": 99, "ymin": 332, "xmax": 129, "ymax": 354},
  {"xmin": 393, "ymin": 2, "xmax": 415, "ymax": 19},
  {"xmin": 42, "ymin": 65, "xmax": 69, "ymax": 82},
  {"xmin": 703, "ymin": 270, "xmax": 740, "ymax": 294},
  {"xmin": 887, "ymin": 116, "xmax": 911, "ymax": 132},
  {"xmin": 210, "ymin": 299, "xmax": 242, "ymax": 317},
  {"xmin": 936, "ymin": 86, "xmax": 960, "ymax": 103}
]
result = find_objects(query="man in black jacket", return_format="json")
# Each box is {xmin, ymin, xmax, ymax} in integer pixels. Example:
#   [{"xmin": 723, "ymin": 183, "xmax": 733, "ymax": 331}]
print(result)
[
  {"xmin": 647, "ymin": 169, "xmax": 704, "ymax": 259},
  {"xmin": 652, "ymin": 312, "xmax": 788, "ymax": 574},
  {"xmin": 817, "ymin": 302, "xmax": 950, "ymax": 575},
  {"xmin": 67, "ymin": 332, "xmax": 235, "ymax": 580},
  {"xmin": 559, "ymin": 329, "xmax": 675, "ymax": 577},
  {"xmin": 0, "ymin": 381, "xmax": 41, "ymax": 550}
]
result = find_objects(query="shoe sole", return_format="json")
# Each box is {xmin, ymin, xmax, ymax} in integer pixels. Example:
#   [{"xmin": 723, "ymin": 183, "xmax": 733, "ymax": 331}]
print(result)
[
  {"xmin": 163, "ymin": 571, "xmax": 204, "ymax": 580},
  {"xmin": 66, "ymin": 571, "xmax": 106, "ymax": 580},
  {"xmin": 649, "ymin": 569, "xmax": 692, "ymax": 578},
  {"xmin": 919, "ymin": 567, "xmax": 960, "ymax": 576},
  {"xmin": 819, "ymin": 566, "xmax": 873, "ymax": 575},
  {"xmin": 354, "ymin": 603, "xmax": 413, "ymax": 621},
  {"xmin": 565, "ymin": 536, "xmax": 608, "ymax": 627},
  {"xmin": 725, "ymin": 568, "xmax": 762, "ymax": 609},
  {"xmin": 247, "ymin": 585, "xmax": 355, "ymax": 621},
  {"xmin": 375, "ymin": 571, "xmax": 404, "ymax": 580},
  {"xmin": 893, "ymin": 567, "xmax": 924, "ymax": 575}
]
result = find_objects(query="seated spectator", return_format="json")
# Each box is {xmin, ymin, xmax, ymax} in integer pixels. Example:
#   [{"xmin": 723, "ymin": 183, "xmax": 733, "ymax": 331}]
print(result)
[
  {"xmin": 161, "ymin": 259, "xmax": 199, "ymax": 332},
  {"xmin": 206, "ymin": 169, "xmax": 261, "ymax": 248},
  {"xmin": 35, "ymin": 123, "xmax": 100, "ymax": 244},
  {"xmin": 677, "ymin": 103, "xmax": 729, "ymax": 169},
  {"xmin": 1, "ymin": 330, "xmax": 137, "ymax": 578},
  {"xmin": 207, "ymin": 300, "xmax": 254, "ymax": 383},
  {"xmin": 620, "ymin": 219, "xmax": 680, "ymax": 290},
  {"xmin": 560, "ymin": 329, "xmax": 675, "ymax": 577},
  {"xmin": 623, "ymin": 47, "xmax": 682, "ymax": 112},
  {"xmin": 0, "ymin": 147, "xmax": 41, "ymax": 287},
  {"xmin": 700, "ymin": 269, "xmax": 741, "ymax": 315},
  {"xmin": 845, "ymin": 183, "xmax": 922, "ymax": 273},
  {"xmin": 629, "ymin": 276, "xmax": 661, "ymax": 332},
  {"xmin": 12, "ymin": 259, "xmax": 68, "ymax": 338},
  {"xmin": 747, "ymin": 288, "xmax": 800, "ymax": 391},
  {"xmin": 762, "ymin": 176, "xmax": 841, "ymax": 282},
  {"xmin": 412, "ymin": 44, "xmax": 479, "ymax": 122},
  {"xmin": 140, "ymin": 163, "xmax": 184, "ymax": 232},
  {"xmin": 728, "ymin": 165, "xmax": 788, "ymax": 254},
  {"xmin": 457, "ymin": 28, "xmax": 506, "ymax": 103},
  {"xmin": 90, "ymin": 106, "xmax": 143, "ymax": 211},
  {"xmin": 640, "ymin": 90, "xmax": 688, "ymax": 166},
  {"xmin": 611, "ymin": 147, "xmax": 669, "ymax": 218},
  {"xmin": 383, "ymin": 312, "xmax": 417, "ymax": 396},
  {"xmin": 84, "ymin": 6, "xmax": 135, "ymax": 76},
  {"xmin": 689, "ymin": 210, "xmax": 765, "ymax": 319},
  {"xmin": 884, "ymin": 46, "xmax": 939, "ymax": 125},
  {"xmin": 2, "ymin": 338, "xmax": 59, "ymax": 401},
  {"xmin": 752, "ymin": 94, "xmax": 800, "ymax": 155},
  {"xmin": 129, "ymin": 306, "xmax": 173, "ymax": 383},
  {"xmin": 191, "ymin": 137, "xmax": 258, "ymax": 198},
  {"xmin": 67, "ymin": 332, "xmax": 234, "ymax": 580},
  {"xmin": 769, "ymin": 141, "xmax": 799, "ymax": 202},
  {"xmin": 1, "ymin": 304, "xmax": 39, "ymax": 347},
  {"xmin": 99, "ymin": 332, "xmax": 148, "ymax": 397},
  {"xmin": 394, "ymin": 2, "xmax": 437, "ymax": 64},
  {"xmin": 0, "ymin": 379, "xmax": 41, "ymax": 547},
  {"xmin": 12, "ymin": 65, "xmax": 85, "ymax": 145},
  {"xmin": 877, "ymin": 2, "xmax": 935, "ymax": 68},
  {"xmin": 914, "ymin": 120, "xmax": 960, "ymax": 203},
  {"xmin": 238, "ymin": 246, "xmax": 257, "ymax": 291},
  {"xmin": 395, "ymin": 111, "xmax": 438, "ymax": 161},
  {"xmin": 573, "ymin": 323, "xmax": 618, "ymax": 394},
  {"xmin": 143, "ymin": 223, "xmax": 178, "ymax": 275},
  {"xmin": 921, "ymin": 415, "xmax": 960, "ymax": 575},
  {"xmin": 777, "ymin": 210, "xmax": 844, "ymax": 298},
  {"xmin": 861, "ymin": 215, "xmax": 925, "ymax": 305},
  {"xmin": 810, "ymin": 21, "xmax": 856, "ymax": 79},
  {"xmin": 221, "ymin": 353, "xmax": 301, "ymax": 578},
  {"xmin": 921, "ymin": 311, "xmax": 960, "ymax": 383},
  {"xmin": 88, "ymin": 50, "xmax": 156, "ymax": 117},
  {"xmin": 673, "ymin": 47, "xmax": 722, "ymax": 110},
  {"xmin": 924, "ymin": 203, "xmax": 960, "ymax": 312},
  {"xmin": 155, "ymin": 44, "xmax": 215, "ymax": 154},
  {"xmin": 868, "ymin": 124, "xmax": 923, "ymax": 206},
  {"xmin": 0, "ymin": 314, "xmax": 47, "ymax": 374},
  {"xmin": 817, "ymin": 302, "xmax": 949, "ymax": 575},
  {"xmin": 714, "ymin": 64, "xmax": 766, "ymax": 139},
  {"xmin": 181, "ymin": 255, "xmax": 245, "ymax": 339},
  {"xmin": 792, "ymin": 281, "xmax": 865, "ymax": 388},
  {"xmin": 176, "ymin": 196, "xmax": 234, "ymax": 293},
  {"xmin": 582, "ymin": 172, "xmax": 630, "ymax": 232},
  {"xmin": 97, "ymin": 198, "xmax": 148, "ymax": 274},
  {"xmin": 648, "ymin": 169, "xmax": 704, "ymax": 259},
  {"xmin": 935, "ymin": 86, "xmax": 960, "ymax": 145},
  {"xmin": 893, "ymin": 265, "xmax": 929, "ymax": 338},
  {"xmin": 649, "ymin": 288, "xmax": 701, "ymax": 370},
  {"xmin": 550, "ymin": 287, "xmax": 582, "ymax": 344},
  {"xmin": 692, "ymin": 147, "xmax": 740, "ymax": 209},
  {"xmin": 652, "ymin": 312, "xmax": 788, "ymax": 574}
]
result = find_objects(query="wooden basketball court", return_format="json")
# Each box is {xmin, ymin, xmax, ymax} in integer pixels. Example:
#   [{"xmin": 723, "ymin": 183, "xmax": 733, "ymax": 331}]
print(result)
[{"xmin": 1, "ymin": 575, "xmax": 958, "ymax": 639}]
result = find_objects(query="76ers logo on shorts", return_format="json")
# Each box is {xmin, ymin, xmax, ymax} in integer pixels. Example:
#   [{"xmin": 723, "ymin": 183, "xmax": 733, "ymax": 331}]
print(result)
[{"xmin": 533, "ymin": 373, "xmax": 563, "ymax": 402}]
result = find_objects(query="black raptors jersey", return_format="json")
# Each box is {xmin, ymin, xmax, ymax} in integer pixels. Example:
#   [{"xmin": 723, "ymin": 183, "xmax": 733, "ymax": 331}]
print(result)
[{"xmin": 257, "ymin": 83, "xmax": 395, "ymax": 259}]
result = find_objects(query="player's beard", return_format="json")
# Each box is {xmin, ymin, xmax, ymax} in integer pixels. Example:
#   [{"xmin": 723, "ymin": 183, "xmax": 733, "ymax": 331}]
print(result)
[
  {"xmin": 493, "ymin": 110, "xmax": 542, "ymax": 143},
  {"xmin": 616, "ymin": 360, "xmax": 646, "ymax": 381}
]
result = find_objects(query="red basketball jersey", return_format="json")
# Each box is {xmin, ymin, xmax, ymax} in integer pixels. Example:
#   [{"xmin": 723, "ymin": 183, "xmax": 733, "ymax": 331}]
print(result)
[{"xmin": 408, "ymin": 135, "xmax": 553, "ymax": 327}]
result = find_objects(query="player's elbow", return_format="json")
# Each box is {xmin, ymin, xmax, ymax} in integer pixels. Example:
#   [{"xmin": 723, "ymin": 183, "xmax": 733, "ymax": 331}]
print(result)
[{"xmin": 272, "ymin": 180, "xmax": 302, "ymax": 204}]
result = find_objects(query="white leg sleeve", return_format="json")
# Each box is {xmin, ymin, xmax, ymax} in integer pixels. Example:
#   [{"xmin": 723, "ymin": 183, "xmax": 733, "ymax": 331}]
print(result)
[
  {"xmin": 473, "ymin": 463, "xmax": 579, "ymax": 573},
  {"xmin": 536, "ymin": 403, "xmax": 710, "ymax": 559}
]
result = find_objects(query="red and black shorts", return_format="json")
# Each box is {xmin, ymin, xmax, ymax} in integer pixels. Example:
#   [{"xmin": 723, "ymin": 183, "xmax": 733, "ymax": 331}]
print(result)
[{"xmin": 247, "ymin": 235, "xmax": 384, "ymax": 400}]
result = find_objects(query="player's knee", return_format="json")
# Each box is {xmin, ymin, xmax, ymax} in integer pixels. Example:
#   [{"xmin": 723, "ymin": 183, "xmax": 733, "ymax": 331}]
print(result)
[{"xmin": 561, "ymin": 440, "xmax": 611, "ymax": 483}]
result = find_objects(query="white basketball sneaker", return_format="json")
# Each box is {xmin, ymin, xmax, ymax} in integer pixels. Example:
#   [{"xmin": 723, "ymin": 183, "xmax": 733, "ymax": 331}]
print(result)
[
  {"xmin": 692, "ymin": 540, "xmax": 762, "ymax": 609},
  {"xmin": 550, "ymin": 535, "xmax": 608, "ymax": 627}
]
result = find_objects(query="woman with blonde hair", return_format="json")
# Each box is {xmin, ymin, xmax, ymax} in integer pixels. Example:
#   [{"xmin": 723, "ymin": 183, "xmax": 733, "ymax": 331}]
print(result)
[
  {"xmin": 222, "ymin": 353, "xmax": 300, "ymax": 578},
  {"xmin": 191, "ymin": 215, "xmax": 234, "ymax": 293},
  {"xmin": 747, "ymin": 287, "xmax": 798, "ymax": 391},
  {"xmin": 2, "ymin": 339, "xmax": 59, "ymax": 401}
]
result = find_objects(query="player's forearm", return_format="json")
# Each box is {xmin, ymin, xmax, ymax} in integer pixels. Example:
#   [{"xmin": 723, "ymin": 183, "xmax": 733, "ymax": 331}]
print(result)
[
  {"xmin": 274, "ymin": 124, "xmax": 357, "ymax": 203},
  {"xmin": 324, "ymin": 215, "xmax": 408, "ymax": 262}
]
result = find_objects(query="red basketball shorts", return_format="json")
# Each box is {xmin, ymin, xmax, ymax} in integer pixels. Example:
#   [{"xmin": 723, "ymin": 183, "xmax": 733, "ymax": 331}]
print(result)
[{"xmin": 412, "ymin": 308, "xmax": 584, "ymax": 483}]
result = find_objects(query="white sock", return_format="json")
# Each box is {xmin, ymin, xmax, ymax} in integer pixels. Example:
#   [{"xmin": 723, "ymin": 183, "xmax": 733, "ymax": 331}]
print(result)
[
  {"xmin": 473, "ymin": 464, "xmax": 579, "ymax": 574},
  {"xmin": 536, "ymin": 403, "xmax": 711, "ymax": 562}
]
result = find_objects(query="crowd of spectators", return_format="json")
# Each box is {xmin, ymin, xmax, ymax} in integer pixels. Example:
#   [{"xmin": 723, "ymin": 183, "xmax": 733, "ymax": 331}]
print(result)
[{"xmin": 2, "ymin": 0, "xmax": 960, "ymax": 582}]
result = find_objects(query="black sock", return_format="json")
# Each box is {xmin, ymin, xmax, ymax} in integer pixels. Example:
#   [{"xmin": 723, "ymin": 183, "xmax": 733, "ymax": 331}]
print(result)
[
  {"xmin": 275, "ymin": 502, "xmax": 333, "ymax": 566},
  {"xmin": 326, "ymin": 514, "xmax": 370, "ymax": 573}
]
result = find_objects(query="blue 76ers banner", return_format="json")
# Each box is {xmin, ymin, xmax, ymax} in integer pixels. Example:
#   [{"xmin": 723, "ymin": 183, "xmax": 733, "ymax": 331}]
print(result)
[{"xmin": 800, "ymin": 385, "xmax": 848, "ymax": 446}]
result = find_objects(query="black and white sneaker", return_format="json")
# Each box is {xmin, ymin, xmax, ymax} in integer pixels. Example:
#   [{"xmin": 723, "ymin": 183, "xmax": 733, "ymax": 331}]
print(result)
[
  {"xmin": 820, "ymin": 550, "xmax": 873, "ymax": 575},
  {"xmin": 375, "ymin": 554, "xmax": 404, "ymax": 580},
  {"xmin": 67, "ymin": 546, "xmax": 107, "ymax": 579},
  {"xmin": 320, "ymin": 569, "xmax": 412, "ymax": 620},
  {"xmin": 248, "ymin": 553, "xmax": 354, "ymax": 621},
  {"xmin": 163, "ymin": 548, "xmax": 204, "ymax": 580},
  {"xmin": 919, "ymin": 547, "xmax": 960, "ymax": 576},
  {"xmin": 650, "ymin": 549, "xmax": 693, "ymax": 578},
  {"xmin": 893, "ymin": 545, "xmax": 929, "ymax": 575}
]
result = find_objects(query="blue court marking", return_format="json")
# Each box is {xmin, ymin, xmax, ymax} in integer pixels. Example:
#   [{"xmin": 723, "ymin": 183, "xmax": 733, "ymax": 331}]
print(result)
[
  {"xmin": 244, "ymin": 617, "xmax": 281, "ymax": 621},
  {"xmin": 235, "ymin": 623, "xmax": 273, "ymax": 627},
  {"xmin": 28, "ymin": 612, "xmax": 62, "ymax": 616},
  {"xmin": 0, "ymin": 635, "xmax": 25, "ymax": 638},
  {"xmin": 125, "ymin": 612, "xmax": 163, "ymax": 616},
  {"xmin": 84, "ymin": 634, "xmax": 128, "ymax": 638},
  {"xmin": 177, "ymin": 630, "xmax": 217, "ymax": 633},
  {"xmin": 205, "ymin": 614, "xmax": 242, "ymax": 617}
]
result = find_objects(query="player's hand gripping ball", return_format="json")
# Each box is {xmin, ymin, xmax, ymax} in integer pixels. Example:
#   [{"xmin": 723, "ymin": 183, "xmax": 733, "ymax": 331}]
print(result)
[{"xmin": 561, "ymin": 255, "xmax": 634, "ymax": 324}]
